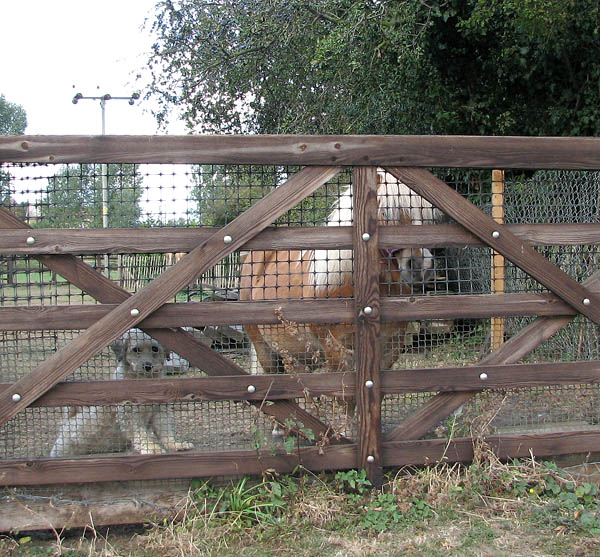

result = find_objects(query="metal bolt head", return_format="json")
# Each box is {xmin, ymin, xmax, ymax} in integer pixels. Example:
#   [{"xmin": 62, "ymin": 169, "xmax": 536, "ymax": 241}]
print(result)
[
  {"xmin": 366, "ymin": 455, "xmax": 375, "ymax": 463},
  {"xmin": 492, "ymin": 231, "xmax": 500, "ymax": 239},
  {"xmin": 583, "ymin": 298, "xmax": 591, "ymax": 306},
  {"xmin": 479, "ymin": 372, "xmax": 488, "ymax": 380},
  {"xmin": 247, "ymin": 385, "xmax": 256, "ymax": 394},
  {"xmin": 365, "ymin": 380, "xmax": 374, "ymax": 389},
  {"xmin": 26, "ymin": 236, "xmax": 35, "ymax": 245},
  {"xmin": 12, "ymin": 393, "xmax": 21, "ymax": 403},
  {"xmin": 223, "ymin": 235, "xmax": 233, "ymax": 244},
  {"xmin": 363, "ymin": 306, "xmax": 373, "ymax": 315},
  {"xmin": 130, "ymin": 308, "xmax": 140, "ymax": 317},
  {"xmin": 362, "ymin": 233, "xmax": 371, "ymax": 242}
]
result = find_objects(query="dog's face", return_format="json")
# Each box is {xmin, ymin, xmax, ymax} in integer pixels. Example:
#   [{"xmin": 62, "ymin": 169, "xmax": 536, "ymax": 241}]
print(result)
[{"xmin": 111, "ymin": 329, "xmax": 167, "ymax": 378}]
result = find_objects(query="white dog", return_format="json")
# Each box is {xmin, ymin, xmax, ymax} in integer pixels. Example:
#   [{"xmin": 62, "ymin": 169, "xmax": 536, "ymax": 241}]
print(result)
[{"xmin": 50, "ymin": 329, "xmax": 193, "ymax": 457}]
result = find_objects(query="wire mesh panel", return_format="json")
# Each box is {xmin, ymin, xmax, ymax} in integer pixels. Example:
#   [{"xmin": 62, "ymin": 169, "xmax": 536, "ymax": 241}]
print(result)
[{"xmin": 1, "ymin": 156, "xmax": 600, "ymax": 482}]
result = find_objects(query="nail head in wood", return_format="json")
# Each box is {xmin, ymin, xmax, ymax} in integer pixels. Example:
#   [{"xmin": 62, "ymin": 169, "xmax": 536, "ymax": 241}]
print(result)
[
  {"xmin": 366, "ymin": 455, "xmax": 375, "ymax": 463},
  {"xmin": 365, "ymin": 380, "xmax": 374, "ymax": 389},
  {"xmin": 363, "ymin": 306, "xmax": 373, "ymax": 315},
  {"xmin": 492, "ymin": 231, "xmax": 500, "ymax": 239},
  {"xmin": 130, "ymin": 308, "xmax": 140, "ymax": 317},
  {"xmin": 223, "ymin": 235, "xmax": 233, "ymax": 244},
  {"xmin": 583, "ymin": 298, "xmax": 591, "ymax": 306},
  {"xmin": 26, "ymin": 236, "xmax": 35, "ymax": 245},
  {"xmin": 362, "ymin": 233, "xmax": 371, "ymax": 241},
  {"xmin": 247, "ymin": 385, "xmax": 256, "ymax": 394},
  {"xmin": 11, "ymin": 393, "xmax": 21, "ymax": 403},
  {"xmin": 479, "ymin": 372, "xmax": 488, "ymax": 380}
]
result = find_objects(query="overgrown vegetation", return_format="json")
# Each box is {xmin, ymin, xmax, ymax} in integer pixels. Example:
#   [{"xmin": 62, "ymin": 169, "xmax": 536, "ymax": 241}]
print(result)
[{"xmin": 5, "ymin": 449, "xmax": 600, "ymax": 556}]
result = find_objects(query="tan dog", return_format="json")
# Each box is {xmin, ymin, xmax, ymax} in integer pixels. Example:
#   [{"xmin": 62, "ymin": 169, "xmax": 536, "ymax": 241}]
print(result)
[{"xmin": 50, "ymin": 329, "xmax": 193, "ymax": 457}]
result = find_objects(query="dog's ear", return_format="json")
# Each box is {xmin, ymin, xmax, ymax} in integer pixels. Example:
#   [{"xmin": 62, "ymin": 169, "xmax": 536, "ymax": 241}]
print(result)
[{"xmin": 110, "ymin": 338, "xmax": 128, "ymax": 361}]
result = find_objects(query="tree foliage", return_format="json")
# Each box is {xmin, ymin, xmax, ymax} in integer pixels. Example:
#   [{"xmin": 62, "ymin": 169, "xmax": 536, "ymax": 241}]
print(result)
[
  {"xmin": 191, "ymin": 164, "xmax": 346, "ymax": 226},
  {"xmin": 0, "ymin": 94, "xmax": 27, "ymax": 135},
  {"xmin": 38, "ymin": 164, "xmax": 143, "ymax": 228},
  {"xmin": 0, "ymin": 94, "xmax": 27, "ymax": 205},
  {"xmin": 146, "ymin": 0, "xmax": 600, "ymax": 136}
]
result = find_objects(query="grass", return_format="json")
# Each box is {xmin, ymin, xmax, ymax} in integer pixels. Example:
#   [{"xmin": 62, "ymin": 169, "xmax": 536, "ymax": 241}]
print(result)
[{"xmin": 4, "ymin": 447, "xmax": 600, "ymax": 556}]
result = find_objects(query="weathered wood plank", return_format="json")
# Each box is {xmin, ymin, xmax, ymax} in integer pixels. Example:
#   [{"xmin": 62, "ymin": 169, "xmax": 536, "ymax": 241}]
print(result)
[
  {"xmin": 353, "ymin": 167, "xmax": 383, "ymax": 485},
  {"xmin": 3, "ymin": 135, "xmax": 600, "ymax": 168},
  {"xmin": 0, "ymin": 482, "xmax": 192, "ymax": 532},
  {"xmin": 0, "ymin": 300, "xmax": 354, "ymax": 330},
  {"xmin": 0, "ymin": 166, "xmax": 341, "ymax": 428},
  {"xmin": 0, "ymin": 291, "xmax": 588, "ymax": 332},
  {"xmin": 0, "ymin": 373, "xmax": 354, "ymax": 406},
  {"xmin": 382, "ymin": 360, "xmax": 600, "ymax": 392},
  {"xmin": 2, "ymin": 223, "xmax": 600, "ymax": 255},
  {"xmin": 5, "ymin": 360, "xmax": 600, "ymax": 407},
  {"xmin": 389, "ymin": 168, "xmax": 600, "ymax": 325},
  {"xmin": 0, "ymin": 444, "xmax": 358, "ymax": 486},
  {"xmin": 382, "ymin": 431, "xmax": 600, "ymax": 467},
  {"xmin": 4, "ymin": 428, "xmax": 600, "ymax": 486}
]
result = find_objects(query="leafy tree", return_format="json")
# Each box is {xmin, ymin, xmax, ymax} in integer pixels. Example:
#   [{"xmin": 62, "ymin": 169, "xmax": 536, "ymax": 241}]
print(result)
[
  {"xmin": 145, "ymin": 0, "xmax": 600, "ymax": 136},
  {"xmin": 0, "ymin": 94, "xmax": 27, "ymax": 205},
  {"xmin": 38, "ymin": 164, "xmax": 143, "ymax": 228},
  {"xmin": 191, "ymin": 164, "xmax": 348, "ymax": 226},
  {"xmin": 192, "ymin": 165, "xmax": 281, "ymax": 226},
  {"xmin": 0, "ymin": 94, "xmax": 27, "ymax": 135}
]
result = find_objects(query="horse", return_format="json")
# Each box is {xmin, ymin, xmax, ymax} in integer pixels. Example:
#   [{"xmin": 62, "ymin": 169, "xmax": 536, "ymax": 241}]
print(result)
[{"xmin": 239, "ymin": 170, "xmax": 441, "ymax": 381}]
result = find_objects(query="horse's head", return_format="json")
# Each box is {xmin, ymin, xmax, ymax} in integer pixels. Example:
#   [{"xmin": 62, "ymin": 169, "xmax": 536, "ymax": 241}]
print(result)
[{"xmin": 381, "ymin": 247, "xmax": 436, "ymax": 290}]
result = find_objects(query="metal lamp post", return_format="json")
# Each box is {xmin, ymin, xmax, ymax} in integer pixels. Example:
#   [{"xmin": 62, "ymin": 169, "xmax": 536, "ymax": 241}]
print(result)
[{"xmin": 72, "ymin": 91, "xmax": 139, "ymax": 272}]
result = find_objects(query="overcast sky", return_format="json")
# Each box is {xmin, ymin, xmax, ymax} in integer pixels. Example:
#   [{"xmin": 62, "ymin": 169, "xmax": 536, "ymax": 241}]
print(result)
[{"xmin": 0, "ymin": 1, "xmax": 184, "ymax": 135}]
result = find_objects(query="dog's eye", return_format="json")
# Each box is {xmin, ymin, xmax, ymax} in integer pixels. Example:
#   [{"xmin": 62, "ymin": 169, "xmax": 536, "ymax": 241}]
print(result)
[
  {"xmin": 152, "ymin": 346, "xmax": 159, "ymax": 353},
  {"xmin": 132, "ymin": 347, "xmax": 140, "ymax": 353}
]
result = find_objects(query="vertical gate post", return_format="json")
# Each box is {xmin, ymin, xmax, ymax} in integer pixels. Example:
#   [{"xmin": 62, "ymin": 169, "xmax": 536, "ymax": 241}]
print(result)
[
  {"xmin": 353, "ymin": 166, "xmax": 383, "ymax": 486},
  {"xmin": 491, "ymin": 169, "xmax": 505, "ymax": 350}
]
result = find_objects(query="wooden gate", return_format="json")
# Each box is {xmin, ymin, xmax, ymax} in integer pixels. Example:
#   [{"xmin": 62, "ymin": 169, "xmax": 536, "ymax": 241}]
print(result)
[{"xmin": 1, "ymin": 135, "xmax": 600, "ymax": 492}]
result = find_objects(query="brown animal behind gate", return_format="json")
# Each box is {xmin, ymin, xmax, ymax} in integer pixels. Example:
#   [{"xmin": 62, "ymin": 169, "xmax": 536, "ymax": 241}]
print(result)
[{"xmin": 239, "ymin": 170, "xmax": 441, "ymax": 379}]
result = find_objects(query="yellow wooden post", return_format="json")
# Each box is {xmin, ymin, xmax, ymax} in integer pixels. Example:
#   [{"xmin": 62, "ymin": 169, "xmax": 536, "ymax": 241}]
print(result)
[{"xmin": 491, "ymin": 169, "xmax": 505, "ymax": 350}]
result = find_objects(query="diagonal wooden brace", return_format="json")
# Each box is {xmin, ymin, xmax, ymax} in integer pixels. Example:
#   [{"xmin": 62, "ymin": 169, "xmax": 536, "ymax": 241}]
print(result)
[
  {"xmin": 0, "ymin": 166, "xmax": 343, "ymax": 437},
  {"xmin": 387, "ymin": 167, "xmax": 600, "ymax": 325}
]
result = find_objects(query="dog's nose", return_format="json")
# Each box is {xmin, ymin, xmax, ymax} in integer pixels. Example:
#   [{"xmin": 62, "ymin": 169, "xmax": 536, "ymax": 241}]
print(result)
[{"xmin": 144, "ymin": 363, "xmax": 153, "ymax": 373}]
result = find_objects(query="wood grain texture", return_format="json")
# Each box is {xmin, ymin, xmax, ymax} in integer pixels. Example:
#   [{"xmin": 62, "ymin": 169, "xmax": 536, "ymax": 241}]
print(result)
[
  {"xmin": 7, "ymin": 359, "xmax": 600, "ymax": 407},
  {"xmin": 4, "ymin": 428, "xmax": 600, "ymax": 486},
  {"xmin": 0, "ymin": 166, "xmax": 341, "ymax": 429},
  {"xmin": 0, "ymin": 373, "xmax": 356, "ymax": 406},
  {"xmin": 0, "ymin": 444, "xmax": 358, "ymax": 486},
  {"xmin": 385, "ymin": 270, "xmax": 600, "ymax": 442},
  {"xmin": 0, "ymin": 483, "xmax": 192, "ymax": 532},
  {"xmin": 389, "ymin": 167, "xmax": 600, "ymax": 325},
  {"xmin": 382, "ymin": 431, "xmax": 600, "ymax": 467},
  {"xmin": 0, "ymin": 291, "xmax": 583, "ymax": 331},
  {"xmin": 1, "ymin": 223, "xmax": 600, "ymax": 255},
  {"xmin": 353, "ymin": 167, "xmax": 383, "ymax": 485},
  {"xmin": 381, "ymin": 360, "xmax": 600, "ymax": 392},
  {"xmin": 3, "ymin": 135, "xmax": 600, "ymax": 168}
]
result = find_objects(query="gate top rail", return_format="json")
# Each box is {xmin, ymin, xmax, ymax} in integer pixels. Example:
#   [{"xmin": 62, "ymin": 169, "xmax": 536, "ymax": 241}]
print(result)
[{"xmin": 1, "ymin": 135, "xmax": 600, "ymax": 168}]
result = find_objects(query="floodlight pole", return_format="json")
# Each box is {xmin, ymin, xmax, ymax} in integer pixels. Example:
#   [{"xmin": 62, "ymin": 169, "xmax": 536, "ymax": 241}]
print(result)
[
  {"xmin": 72, "ymin": 92, "xmax": 139, "ymax": 230},
  {"xmin": 72, "ymin": 92, "xmax": 139, "ymax": 272}
]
